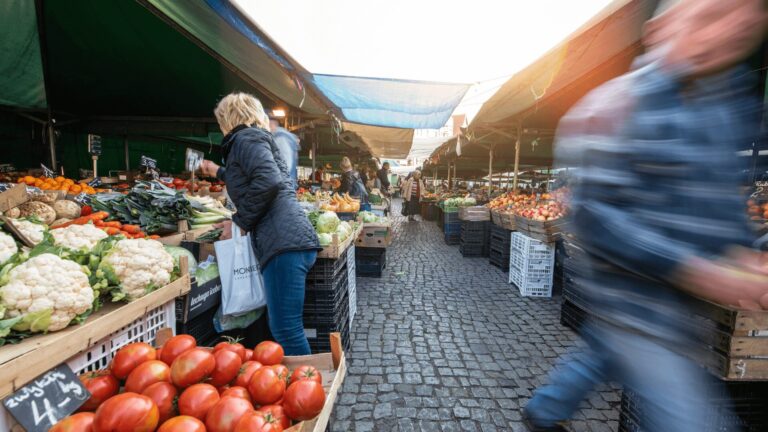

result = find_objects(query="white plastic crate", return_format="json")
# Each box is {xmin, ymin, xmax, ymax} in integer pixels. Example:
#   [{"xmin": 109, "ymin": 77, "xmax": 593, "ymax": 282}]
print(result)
[
  {"xmin": 509, "ymin": 232, "xmax": 555, "ymax": 297},
  {"xmin": 67, "ymin": 300, "xmax": 176, "ymax": 374},
  {"xmin": 347, "ymin": 245, "xmax": 357, "ymax": 327}
]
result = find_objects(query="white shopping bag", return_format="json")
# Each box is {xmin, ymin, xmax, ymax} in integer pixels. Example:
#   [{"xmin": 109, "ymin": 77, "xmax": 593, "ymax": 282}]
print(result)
[{"xmin": 214, "ymin": 224, "xmax": 266, "ymax": 316}]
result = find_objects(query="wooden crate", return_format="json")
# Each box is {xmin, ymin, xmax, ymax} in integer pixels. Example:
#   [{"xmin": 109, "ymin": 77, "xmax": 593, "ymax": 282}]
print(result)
[
  {"xmin": 514, "ymin": 215, "xmax": 567, "ymax": 243},
  {"xmin": 318, "ymin": 223, "xmax": 362, "ymax": 259},
  {"xmin": 496, "ymin": 212, "xmax": 517, "ymax": 230},
  {"xmin": 0, "ymin": 274, "xmax": 191, "ymax": 399}
]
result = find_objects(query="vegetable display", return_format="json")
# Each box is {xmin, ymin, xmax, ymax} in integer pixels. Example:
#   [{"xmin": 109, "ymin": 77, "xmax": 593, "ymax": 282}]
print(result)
[
  {"xmin": 319, "ymin": 193, "xmax": 360, "ymax": 213},
  {"xmin": 308, "ymin": 210, "xmax": 357, "ymax": 247},
  {"xmin": 53, "ymin": 338, "xmax": 329, "ymax": 431},
  {"xmin": 12, "ymin": 218, "xmax": 47, "ymax": 245},
  {"xmin": 359, "ymin": 211, "xmax": 386, "ymax": 224},
  {"xmin": 0, "ymin": 232, "xmax": 18, "ymax": 265},
  {"xmin": 96, "ymin": 238, "xmax": 175, "ymax": 302},
  {"xmin": 51, "ymin": 223, "xmax": 108, "ymax": 251},
  {"xmin": 443, "ymin": 196, "xmax": 477, "ymax": 208}
]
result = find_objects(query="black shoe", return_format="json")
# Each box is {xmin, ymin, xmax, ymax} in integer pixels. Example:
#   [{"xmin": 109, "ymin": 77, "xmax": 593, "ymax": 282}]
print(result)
[{"xmin": 522, "ymin": 410, "xmax": 568, "ymax": 432}]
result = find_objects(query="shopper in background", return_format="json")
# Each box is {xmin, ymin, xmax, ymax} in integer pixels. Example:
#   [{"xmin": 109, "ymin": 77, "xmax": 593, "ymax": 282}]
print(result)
[
  {"xmin": 359, "ymin": 164, "xmax": 369, "ymax": 190},
  {"xmin": 523, "ymin": 1, "xmax": 768, "ymax": 431},
  {"xmin": 337, "ymin": 156, "xmax": 368, "ymax": 202},
  {"xmin": 377, "ymin": 162, "xmax": 391, "ymax": 195},
  {"xmin": 313, "ymin": 166, "xmax": 324, "ymax": 183},
  {"xmin": 401, "ymin": 170, "xmax": 426, "ymax": 222},
  {"xmin": 200, "ymin": 92, "xmax": 320, "ymax": 356},
  {"xmin": 269, "ymin": 117, "xmax": 300, "ymax": 190}
]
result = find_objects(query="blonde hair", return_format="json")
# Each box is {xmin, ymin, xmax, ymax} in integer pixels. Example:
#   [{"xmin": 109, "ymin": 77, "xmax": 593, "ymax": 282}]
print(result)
[
  {"xmin": 340, "ymin": 157, "xmax": 352, "ymax": 171},
  {"xmin": 214, "ymin": 92, "xmax": 269, "ymax": 134}
]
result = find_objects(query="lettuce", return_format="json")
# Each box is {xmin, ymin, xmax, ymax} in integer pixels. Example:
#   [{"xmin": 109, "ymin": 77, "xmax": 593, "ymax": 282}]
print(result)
[{"xmin": 317, "ymin": 212, "xmax": 340, "ymax": 234}]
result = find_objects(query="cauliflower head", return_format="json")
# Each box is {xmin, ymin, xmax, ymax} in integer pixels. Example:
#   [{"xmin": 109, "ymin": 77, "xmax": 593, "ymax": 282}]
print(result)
[
  {"xmin": 52, "ymin": 224, "xmax": 108, "ymax": 251},
  {"xmin": 13, "ymin": 219, "xmax": 47, "ymax": 245},
  {"xmin": 98, "ymin": 239, "xmax": 174, "ymax": 301},
  {"xmin": 0, "ymin": 253, "xmax": 93, "ymax": 332},
  {"xmin": 0, "ymin": 232, "xmax": 18, "ymax": 265}
]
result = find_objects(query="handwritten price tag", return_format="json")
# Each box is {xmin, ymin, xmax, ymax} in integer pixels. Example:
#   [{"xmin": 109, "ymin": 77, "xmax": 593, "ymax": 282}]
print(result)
[
  {"xmin": 139, "ymin": 155, "xmax": 158, "ymax": 170},
  {"xmin": 3, "ymin": 364, "xmax": 90, "ymax": 432},
  {"xmin": 40, "ymin": 164, "xmax": 55, "ymax": 178}
]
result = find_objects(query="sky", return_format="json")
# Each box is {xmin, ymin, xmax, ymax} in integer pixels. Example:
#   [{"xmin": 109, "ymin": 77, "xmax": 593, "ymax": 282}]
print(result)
[{"xmin": 236, "ymin": 0, "xmax": 615, "ymax": 84}]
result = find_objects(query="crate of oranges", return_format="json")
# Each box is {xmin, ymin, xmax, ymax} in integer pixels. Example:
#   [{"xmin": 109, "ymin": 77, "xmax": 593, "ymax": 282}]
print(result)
[{"xmin": 17, "ymin": 175, "xmax": 106, "ymax": 194}]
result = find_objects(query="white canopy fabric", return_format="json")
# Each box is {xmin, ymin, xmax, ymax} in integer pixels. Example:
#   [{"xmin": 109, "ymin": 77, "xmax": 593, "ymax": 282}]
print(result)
[{"xmin": 342, "ymin": 122, "xmax": 415, "ymax": 159}]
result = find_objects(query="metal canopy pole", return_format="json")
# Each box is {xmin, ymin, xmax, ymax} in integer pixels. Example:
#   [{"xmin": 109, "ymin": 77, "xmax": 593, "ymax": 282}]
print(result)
[
  {"xmin": 488, "ymin": 144, "xmax": 494, "ymax": 196},
  {"xmin": 512, "ymin": 122, "xmax": 522, "ymax": 193},
  {"xmin": 447, "ymin": 159, "xmax": 451, "ymax": 190}
]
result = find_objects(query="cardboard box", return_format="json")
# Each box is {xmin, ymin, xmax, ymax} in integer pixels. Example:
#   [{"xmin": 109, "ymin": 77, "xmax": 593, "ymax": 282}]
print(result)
[
  {"xmin": 356, "ymin": 223, "xmax": 392, "ymax": 248},
  {"xmin": 0, "ymin": 184, "xmax": 29, "ymax": 213}
]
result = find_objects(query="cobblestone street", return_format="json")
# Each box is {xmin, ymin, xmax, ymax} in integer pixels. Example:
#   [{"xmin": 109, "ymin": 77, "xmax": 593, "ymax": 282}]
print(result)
[{"xmin": 330, "ymin": 203, "xmax": 621, "ymax": 431}]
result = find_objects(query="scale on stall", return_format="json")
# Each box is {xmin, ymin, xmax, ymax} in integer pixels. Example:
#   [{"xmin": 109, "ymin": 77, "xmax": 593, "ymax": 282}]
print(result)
[
  {"xmin": 87, "ymin": 134, "xmax": 102, "ymax": 178},
  {"xmin": 185, "ymin": 148, "xmax": 204, "ymax": 194}
]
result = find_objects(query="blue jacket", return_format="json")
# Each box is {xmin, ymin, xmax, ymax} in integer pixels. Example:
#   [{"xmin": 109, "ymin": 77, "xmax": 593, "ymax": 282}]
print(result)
[
  {"xmin": 218, "ymin": 125, "xmax": 319, "ymax": 267},
  {"xmin": 272, "ymin": 127, "xmax": 300, "ymax": 189},
  {"xmin": 558, "ymin": 58, "xmax": 761, "ymax": 343}
]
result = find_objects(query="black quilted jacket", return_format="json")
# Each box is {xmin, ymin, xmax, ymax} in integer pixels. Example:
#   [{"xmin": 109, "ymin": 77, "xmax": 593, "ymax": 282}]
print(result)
[{"xmin": 217, "ymin": 125, "xmax": 320, "ymax": 267}]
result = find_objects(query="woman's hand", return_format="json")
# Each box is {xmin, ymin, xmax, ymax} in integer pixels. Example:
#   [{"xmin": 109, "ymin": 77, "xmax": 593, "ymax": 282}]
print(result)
[
  {"xmin": 214, "ymin": 220, "xmax": 233, "ymax": 240},
  {"xmin": 200, "ymin": 160, "xmax": 221, "ymax": 178}
]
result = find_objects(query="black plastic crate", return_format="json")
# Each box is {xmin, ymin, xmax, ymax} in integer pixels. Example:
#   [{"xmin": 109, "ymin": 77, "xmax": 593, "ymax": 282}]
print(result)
[
  {"xmin": 444, "ymin": 211, "xmax": 460, "ymax": 224},
  {"xmin": 306, "ymin": 249, "xmax": 348, "ymax": 282},
  {"xmin": 356, "ymin": 248, "xmax": 386, "ymax": 278},
  {"xmin": 444, "ymin": 232, "xmax": 460, "ymax": 245},
  {"xmin": 306, "ymin": 309, "xmax": 351, "ymax": 353},
  {"xmin": 460, "ymin": 242, "xmax": 486, "ymax": 257},
  {"xmin": 489, "ymin": 249, "xmax": 510, "ymax": 271},
  {"xmin": 177, "ymin": 306, "xmax": 219, "ymax": 347},
  {"xmin": 461, "ymin": 220, "xmax": 490, "ymax": 232},
  {"xmin": 437, "ymin": 207, "xmax": 444, "ymax": 229},
  {"xmin": 304, "ymin": 271, "xmax": 349, "ymax": 321}
]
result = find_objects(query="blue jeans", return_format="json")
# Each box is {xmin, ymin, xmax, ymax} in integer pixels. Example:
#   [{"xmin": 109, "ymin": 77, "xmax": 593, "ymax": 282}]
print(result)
[
  {"xmin": 525, "ymin": 322, "xmax": 737, "ymax": 432},
  {"xmin": 262, "ymin": 250, "xmax": 317, "ymax": 355}
]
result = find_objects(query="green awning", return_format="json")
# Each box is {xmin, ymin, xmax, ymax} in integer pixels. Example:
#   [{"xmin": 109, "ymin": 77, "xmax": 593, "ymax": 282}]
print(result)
[{"xmin": 0, "ymin": 1, "xmax": 46, "ymax": 108}]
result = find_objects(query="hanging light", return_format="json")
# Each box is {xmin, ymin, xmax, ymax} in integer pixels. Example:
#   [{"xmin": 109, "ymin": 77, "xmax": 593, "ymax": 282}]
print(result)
[{"xmin": 272, "ymin": 108, "xmax": 287, "ymax": 118}]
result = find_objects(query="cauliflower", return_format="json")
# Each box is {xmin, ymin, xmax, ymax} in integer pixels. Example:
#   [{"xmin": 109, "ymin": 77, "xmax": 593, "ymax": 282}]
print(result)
[
  {"xmin": 12, "ymin": 219, "xmax": 47, "ymax": 245},
  {"xmin": 97, "ymin": 239, "xmax": 174, "ymax": 301},
  {"xmin": 51, "ymin": 224, "xmax": 108, "ymax": 251},
  {"xmin": 0, "ymin": 253, "xmax": 94, "ymax": 332},
  {"xmin": 0, "ymin": 232, "xmax": 18, "ymax": 265}
]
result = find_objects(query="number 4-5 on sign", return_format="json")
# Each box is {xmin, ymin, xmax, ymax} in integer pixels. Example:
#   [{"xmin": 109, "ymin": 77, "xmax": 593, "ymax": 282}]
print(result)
[{"xmin": 31, "ymin": 398, "xmax": 58, "ymax": 427}]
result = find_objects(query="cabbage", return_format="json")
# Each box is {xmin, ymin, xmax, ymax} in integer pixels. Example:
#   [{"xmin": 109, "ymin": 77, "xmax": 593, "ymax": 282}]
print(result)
[
  {"xmin": 360, "ymin": 211, "xmax": 379, "ymax": 223},
  {"xmin": 316, "ymin": 212, "xmax": 340, "ymax": 234},
  {"xmin": 164, "ymin": 246, "xmax": 197, "ymax": 277},
  {"xmin": 336, "ymin": 221, "xmax": 352, "ymax": 241},
  {"xmin": 317, "ymin": 233, "xmax": 333, "ymax": 246},
  {"xmin": 196, "ymin": 259, "xmax": 219, "ymax": 285}
]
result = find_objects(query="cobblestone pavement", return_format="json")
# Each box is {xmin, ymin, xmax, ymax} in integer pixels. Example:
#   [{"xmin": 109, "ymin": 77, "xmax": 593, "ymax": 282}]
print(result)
[{"xmin": 330, "ymin": 202, "xmax": 620, "ymax": 431}]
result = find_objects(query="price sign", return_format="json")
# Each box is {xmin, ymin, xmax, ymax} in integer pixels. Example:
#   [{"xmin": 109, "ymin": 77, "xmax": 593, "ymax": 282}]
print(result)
[
  {"xmin": 0, "ymin": 164, "xmax": 16, "ymax": 173},
  {"xmin": 0, "ymin": 183, "xmax": 10, "ymax": 192},
  {"xmin": 87, "ymin": 134, "xmax": 102, "ymax": 157},
  {"xmin": 87, "ymin": 177, "xmax": 102, "ymax": 187},
  {"xmin": 3, "ymin": 364, "xmax": 90, "ymax": 432},
  {"xmin": 139, "ymin": 155, "xmax": 158, "ymax": 170},
  {"xmin": 25, "ymin": 186, "xmax": 42, "ymax": 194},
  {"xmin": 40, "ymin": 164, "xmax": 55, "ymax": 178},
  {"xmin": 73, "ymin": 192, "xmax": 91, "ymax": 205}
]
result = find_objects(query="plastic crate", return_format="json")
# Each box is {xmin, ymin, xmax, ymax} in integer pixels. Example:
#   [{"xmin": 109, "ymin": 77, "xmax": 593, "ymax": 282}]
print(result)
[
  {"xmin": 511, "ymin": 231, "xmax": 555, "ymax": 257},
  {"xmin": 444, "ymin": 211, "xmax": 460, "ymax": 224},
  {"xmin": 347, "ymin": 245, "xmax": 357, "ymax": 326},
  {"xmin": 509, "ymin": 268, "xmax": 553, "ymax": 297},
  {"xmin": 177, "ymin": 305, "xmax": 219, "ymax": 347},
  {"xmin": 336, "ymin": 212, "xmax": 357, "ymax": 221},
  {"xmin": 444, "ymin": 232, "xmax": 460, "ymax": 245},
  {"xmin": 444, "ymin": 221, "xmax": 461, "ymax": 235},
  {"xmin": 67, "ymin": 300, "xmax": 176, "ymax": 374},
  {"xmin": 460, "ymin": 242, "xmax": 486, "ymax": 257},
  {"xmin": 489, "ymin": 250, "xmax": 510, "ymax": 271},
  {"xmin": 356, "ymin": 247, "xmax": 386, "ymax": 278},
  {"xmin": 304, "ymin": 270, "xmax": 349, "ymax": 321},
  {"xmin": 305, "ymin": 307, "xmax": 351, "ymax": 353},
  {"xmin": 307, "ymin": 249, "xmax": 348, "ymax": 282}
]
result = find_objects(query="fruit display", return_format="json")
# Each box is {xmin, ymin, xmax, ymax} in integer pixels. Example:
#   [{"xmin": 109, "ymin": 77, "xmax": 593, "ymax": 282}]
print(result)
[
  {"xmin": 17, "ymin": 175, "xmax": 106, "ymax": 194},
  {"xmin": 487, "ymin": 189, "xmax": 569, "ymax": 222},
  {"xmin": 307, "ymin": 211, "xmax": 357, "ymax": 247},
  {"xmin": 319, "ymin": 193, "xmax": 360, "ymax": 213},
  {"xmin": 161, "ymin": 177, "xmax": 226, "ymax": 193},
  {"xmin": 52, "ymin": 337, "xmax": 328, "ymax": 432}
]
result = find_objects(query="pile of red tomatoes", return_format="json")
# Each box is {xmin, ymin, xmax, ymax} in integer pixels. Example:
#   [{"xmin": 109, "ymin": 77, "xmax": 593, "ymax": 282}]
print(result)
[{"xmin": 51, "ymin": 336, "xmax": 326, "ymax": 432}]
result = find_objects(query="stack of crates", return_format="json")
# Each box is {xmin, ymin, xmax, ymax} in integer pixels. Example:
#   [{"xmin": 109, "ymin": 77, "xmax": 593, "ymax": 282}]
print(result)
[
  {"xmin": 459, "ymin": 220, "xmax": 490, "ymax": 257},
  {"xmin": 304, "ymin": 248, "xmax": 351, "ymax": 352},
  {"xmin": 489, "ymin": 224, "xmax": 512, "ymax": 271},
  {"xmin": 509, "ymin": 232, "xmax": 555, "ymax": 297},
  {"xmin": 347, "ymin": 245, "xmax": 357, "ymax": 329},
  {"xmin": 443, "ymin": 210, "xmax": 461, "ymax": 245},
  {"xmin": 356, "ymin": 247, "xmax": 387, "ymax": 278},
  {"xmin": 620, "ymin": 383, "xmax": 768, "ymax": 432}
]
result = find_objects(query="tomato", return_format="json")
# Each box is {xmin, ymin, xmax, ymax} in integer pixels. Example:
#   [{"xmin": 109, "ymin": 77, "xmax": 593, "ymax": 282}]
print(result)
[
  {"xmin": 271, "ymin": 364, "xmax": 290, "ymax": 384},
  {"xmin": 142, "ymin": 382, "xmax": 178, "ymax": 423},
  {"xmin": 178, "ymin": 383, "xmax": 220, "ymax": 420},
  {"xmin": 258, "ymin": 404, "xmax": 291, "ymax": 429},
  {"xmin": 78, "ymin": 370, "xmax": 119, "ymax": 412},
  {"xmin": 234, "ymin": 361, "xmax": 263, "ymax": 388},
  {"xmin": 289, "ymin": 365, "xmax": 322, "ymax": 385},
  {"xmin": 111, "ymin": 342, "xmax": 156, "ymax": 380},
  {"xmin": 170, "ymin": 348, "xmax": 215, "ymax": 388},
  {"xmin": 157, "ymin": 415, "xmax": 206, "ymax": 432},
  {"xmin": 50, "ymin": 412, "xmax": 95, "ymax": 432},
  {"xmin": 283, "ymin": 380, "xmax": 325, "ymax": 421},
  {"xmin": 80, "ymin": 205, "xmax": 93, "ymax": 217},
  {"xmin": 160, "ymin": 334, "xmax": 197, "ymax": 365},
  {"xmin": 214, "ymin": 337, "xmax": 246, "ymax": 362},
  {"xmin": 252, "ymin": 341, "xmax": 284, "ymax": 365},
  {"xmin": 93, "ymin": 392, "xmax": 159, "ymax": 432},
  {"xmin": 234, "ymin": 411, "xmax": 284, "ymax": 432},
  {"xmin": 244, "ymin": 349, "xmax": 254, "ymax": 361},
  {"xmin": 125, "ymin": 360, "xmax": 171, "ymax": 393},
  {"xmin": 248, "ymin": 366, "xmax": 286, "ymax": 406},
  {"xmin": 222, "ymin": 386, "xmax": 253, "ymax": 404},
  {"xmin": 173, "ymin": 178, "xmax": 185, "ymax": 186},
  {"xmin": 205, "ymin": 396, "xmax": 254, "ymax": 432},
  {"xmin": 209, "ymin": 349, "xmax": 243, "ymax": 387},
  {"xmin": 156, "ymin": 347, "xmax": 163, "ymax": 360}
]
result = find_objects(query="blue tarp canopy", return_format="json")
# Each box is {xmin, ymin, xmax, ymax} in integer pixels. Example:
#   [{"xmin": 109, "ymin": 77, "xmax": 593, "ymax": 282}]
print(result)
[{"xmin": 311, "ymin": 74, "xmax": 470, "ymax": 129}]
